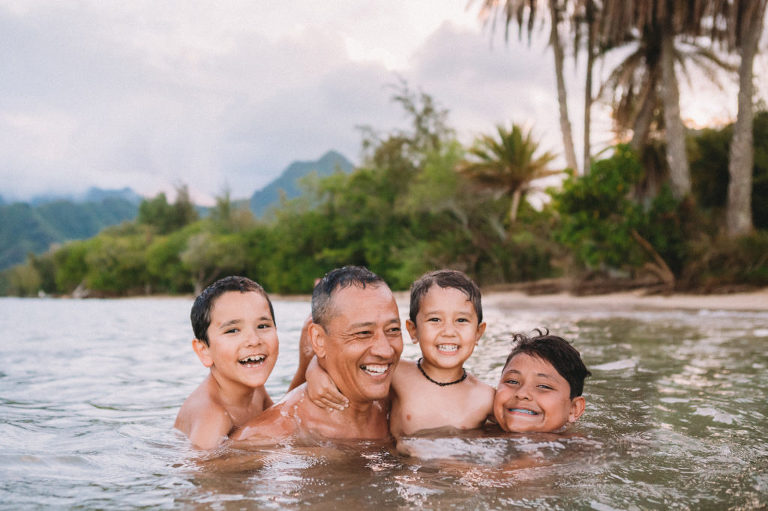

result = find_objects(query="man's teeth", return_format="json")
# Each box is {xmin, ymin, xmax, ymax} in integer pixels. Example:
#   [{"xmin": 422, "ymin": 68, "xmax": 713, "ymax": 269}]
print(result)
[
  {"xmin": 437, "ymin": 344, "xmax": 458, "ymax": 352},
  {"xmin": 509, "ymin": 408, "xmax": 538, "ymax": 415},
  {"xmin": 361, "ymin": 364, "xmax": 388, "ymax": 375},
  {"xmin": 239, "ymin": 355, "xmax": 266, "ymax": 364}
]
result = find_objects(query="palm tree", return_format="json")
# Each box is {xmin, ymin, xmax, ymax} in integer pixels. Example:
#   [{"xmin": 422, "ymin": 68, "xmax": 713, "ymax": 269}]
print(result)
[
  {"xmin": 711, "ymin": 0, "xmax": 768, "ymax": 236},
  {"xmin": 459, "ymin": 123, "xmax": 560, "ymax": 224},
  {"xmin": 596, "ymin": 1, "xmax": 718, "ymax": 200},
  {"xmin": 473, "ymin": 0, "xmax": 580, "ymax": 174}
]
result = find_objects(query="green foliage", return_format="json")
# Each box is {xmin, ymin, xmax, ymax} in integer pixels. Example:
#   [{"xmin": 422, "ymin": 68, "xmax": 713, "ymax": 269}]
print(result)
[
  {"xmin": 682, "ymin": 231, "xmax": 768, "ymax": 290},
  {"xmin": 689, "ymin": 110, "xmax": 768, "ymax": 230},
  {"xmin": 552, "ymin": 145, "xmax": 686, "ymax": 274},
  {"xmin": 137, "ymin": 185, "xmax": 198, "ymax": 234}
]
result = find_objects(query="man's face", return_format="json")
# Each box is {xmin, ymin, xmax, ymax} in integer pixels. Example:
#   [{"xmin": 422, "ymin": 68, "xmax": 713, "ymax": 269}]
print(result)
[{"xmin": 314, "ymin": 284, "xmax": 403, "ymax": 403}]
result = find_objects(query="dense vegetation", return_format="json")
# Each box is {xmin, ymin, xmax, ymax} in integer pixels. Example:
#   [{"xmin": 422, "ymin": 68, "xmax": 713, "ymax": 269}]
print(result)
[{"xmin": 2, "ymin": 90, "xmax": 766, "ymax": 297}]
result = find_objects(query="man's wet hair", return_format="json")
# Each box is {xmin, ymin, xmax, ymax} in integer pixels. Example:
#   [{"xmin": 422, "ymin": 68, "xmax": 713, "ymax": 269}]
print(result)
[
  {"xmin": 190, "ymin": 276, "xmax": 275, "ymax": 345},
  {"xmin": 503, "ymin": 329, "xmax": 591, "ymax": 398},
  {"xmin": 312, "ymin": 266, "xmax": 386, "ymax": 328},
  {"xmin": 409, "ymin": 269, "xmax": 483, "ymax": 325}
]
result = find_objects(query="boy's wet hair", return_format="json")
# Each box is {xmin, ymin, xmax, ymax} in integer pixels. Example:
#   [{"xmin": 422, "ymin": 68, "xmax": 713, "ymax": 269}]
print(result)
[
  {"xmin": 503, "ymin": 330, "xmax": 591, "ymax": 398},
  {"xmin": 409, "ymin": 269, "xmax": 483, "ymax": 325},
  {"xmin": 190, "ymin": 276, "xmax": 275, "ymax": 346},
  {"xmin": 312, "ymin": 266, "xmax": 386, "ymax": 328}
]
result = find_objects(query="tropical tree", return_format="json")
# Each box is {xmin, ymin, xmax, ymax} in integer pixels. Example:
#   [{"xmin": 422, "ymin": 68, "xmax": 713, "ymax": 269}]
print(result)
[
  {"xmin": 473, "ymin": 0, "xmax": 580, "ymax": 174},
  {"xmin": 713, "ymin": 0, "xmax": 768, "ymax": 236},
  {"xmin": 459, "ymin": 123, "xmax": 560, "ymax": 224}
]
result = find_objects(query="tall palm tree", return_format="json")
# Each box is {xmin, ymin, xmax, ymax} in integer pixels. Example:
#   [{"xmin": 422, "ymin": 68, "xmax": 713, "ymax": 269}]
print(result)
[
  {"xmin": 459, "ymin": 123, "xmax": 560, "ymax": 224},
  {"xmin": 473, "ymin": 0, "xmax": 580, "ymax": 174},
  {"xmin": 711, "ymin": 0, "xmax": 768, "ymax": 236},
  {"xmin": 597, "ymin": 1, "xmax": 717, "ymax": 200}
]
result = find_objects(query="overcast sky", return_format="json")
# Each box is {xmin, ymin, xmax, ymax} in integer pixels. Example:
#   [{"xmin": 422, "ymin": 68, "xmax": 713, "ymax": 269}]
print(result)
[{"xmin": 1, "ymin": 0, "xmax": 762, "ymax": 204}]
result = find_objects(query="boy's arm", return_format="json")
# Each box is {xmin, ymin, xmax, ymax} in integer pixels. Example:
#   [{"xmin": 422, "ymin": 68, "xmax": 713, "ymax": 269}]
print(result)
[
  {"xmin": 305, "ymin": 357, "xmax": 348, "ymax": 410},
  {"xmin": 186, "ymin": 404, "xmax": 233, "ymax": 450},
  {"xmin": 287, "ymin": 316, "xmax": 314, "ymax": 391}
]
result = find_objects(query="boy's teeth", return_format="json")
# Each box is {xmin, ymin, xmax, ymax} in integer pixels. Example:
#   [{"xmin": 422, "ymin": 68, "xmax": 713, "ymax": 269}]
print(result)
[
  {"xmin": 437, "ymin": 344, "xmax": 458, "ymax": 352},
  {"xmin": 239, "ymin": 355, "xmax": 266, "ymax": 364},
  {"xmin": 361, "ymin": 364, "xmax": 387, "ymax": 375},
  {"xmin": 509, "ymin": 408, "xmax": 538, "ymax": 415}
]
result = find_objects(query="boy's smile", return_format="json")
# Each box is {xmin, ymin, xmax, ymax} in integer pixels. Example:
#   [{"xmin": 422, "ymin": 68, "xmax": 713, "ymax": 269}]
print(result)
[
  {"xmin": 407, "ymin": 285, "xmax": 486, "ymax": 382},
  {"xmin": 194, "ymin": 290, "xmax": 279, "ymax": 390},
  {"xmin": 494, "ymin": 353, "xmax": 584, "ymax": 433}
]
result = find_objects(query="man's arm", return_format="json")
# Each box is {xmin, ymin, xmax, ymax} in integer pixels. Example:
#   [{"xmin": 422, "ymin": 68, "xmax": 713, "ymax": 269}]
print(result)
[{"xmin": 287, "ymin": 316, "xmax": 314, "ymax": 391}]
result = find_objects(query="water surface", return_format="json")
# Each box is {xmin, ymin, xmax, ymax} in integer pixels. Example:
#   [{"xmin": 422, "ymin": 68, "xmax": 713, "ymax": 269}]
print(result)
[{"xmin": 0, "ymin": 296, "xmax": 766, "ymax": 509}]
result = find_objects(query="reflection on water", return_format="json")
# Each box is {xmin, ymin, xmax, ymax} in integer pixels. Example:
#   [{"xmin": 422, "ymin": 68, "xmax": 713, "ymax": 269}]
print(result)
[{"xmin": 0, "ymin": 297, "xmax": 766, "ymax": 509}]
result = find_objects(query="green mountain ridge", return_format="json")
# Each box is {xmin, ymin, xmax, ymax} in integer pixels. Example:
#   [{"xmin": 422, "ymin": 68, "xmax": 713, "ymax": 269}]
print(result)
[{"xmin": 249, "ymin": 150, "xmax": 354, "ymax": 217}]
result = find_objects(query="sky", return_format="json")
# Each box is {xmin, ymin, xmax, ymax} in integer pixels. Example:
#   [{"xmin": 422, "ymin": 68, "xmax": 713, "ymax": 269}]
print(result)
[{"xmin": 1, "ymin": 0, "xmax": 763, "ymax": 205}]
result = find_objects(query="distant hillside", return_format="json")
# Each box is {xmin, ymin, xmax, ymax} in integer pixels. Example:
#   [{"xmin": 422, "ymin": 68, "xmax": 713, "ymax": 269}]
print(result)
[
  {"xmin": 250, "ymin": 150, "xmax": 354, "ymax": 217},
  {"xmin": 0, "ymin": 194, "xmax": 139, "ymax": 269}
]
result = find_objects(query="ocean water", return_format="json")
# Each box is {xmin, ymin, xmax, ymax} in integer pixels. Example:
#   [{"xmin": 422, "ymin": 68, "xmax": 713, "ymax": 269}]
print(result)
[{"xmin": 1, "ymin": 295, "xmax": 766, "ymax": 509}]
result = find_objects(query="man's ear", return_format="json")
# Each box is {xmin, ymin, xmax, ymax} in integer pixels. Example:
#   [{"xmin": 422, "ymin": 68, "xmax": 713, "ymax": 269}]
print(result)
[
  {"xmin": 405, "ymin": 319, "xmax": 418, "ymax": 344},
  {"xmin": 308, "ymin": 322, "xmax": 327, "ymax": 359},
  {"xmin": 568, "ymin": 396, "xmax": 586, "ymax": 422},
  {"xmin": 192, "ymin": 338, "xmax": 213, "ymax": 368}
]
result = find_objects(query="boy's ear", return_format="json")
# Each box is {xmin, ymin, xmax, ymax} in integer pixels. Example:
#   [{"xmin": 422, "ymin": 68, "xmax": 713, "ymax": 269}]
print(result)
[
  {"xmin": 475, "ymin": 321, "xmax": 487, "ymax": 342},
  {"xmin": 568, "ymin": 396, "xmax": 586, "ymax": 423},
  {"xmin": 192, "ymin": 338, "xmax": 213, "ymax": 368},
  {"xmin": 405, "ymin": 319, "xmax": 418, "ymax": 343},
  {"xmin": 308, "ymin": 322, "xmax": 327, "ymax": 359}
]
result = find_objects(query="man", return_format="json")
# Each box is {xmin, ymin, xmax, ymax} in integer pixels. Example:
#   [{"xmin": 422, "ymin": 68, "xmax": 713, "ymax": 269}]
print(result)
[{"xmin": 232, "ymin": 266, "xmax": 403, "ymax": 443}]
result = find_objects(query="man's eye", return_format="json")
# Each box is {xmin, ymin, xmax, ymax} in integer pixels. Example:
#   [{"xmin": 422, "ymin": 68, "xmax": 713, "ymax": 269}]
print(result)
[
  {"xmin": 505, "ymin": 379, "xmax": 519, "ymax": 385},
  {"xmin": 538, "ymin": 384, "xmax": 553, "ymax": 390},
  {"xmin": 387, "ymin": 327, "xmax": 402, "ymax": 335},
  {"xmin": 257, "ymin": 323, "xmax": 272, "ymax": 329}
]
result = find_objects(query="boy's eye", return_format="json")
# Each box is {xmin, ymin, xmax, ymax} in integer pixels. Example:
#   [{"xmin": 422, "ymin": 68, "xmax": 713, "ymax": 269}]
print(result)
[
  {"xmin": 456, "ymin": 318, "xmax": 469, "ymax": 323},
  {"xmin": 427, "ymin": 317, "xmax": 440, "ymax": 322},
  {"xmin": 224, "ymin": 328, "xmax": 239, "ymax": 334},
  {"xmin": 257, "ymin": 323, "xmax": 272, "ymax": 329},
  {"xmin": 537, "ymin": 384, "xmax": 554, "ymax": 390}
]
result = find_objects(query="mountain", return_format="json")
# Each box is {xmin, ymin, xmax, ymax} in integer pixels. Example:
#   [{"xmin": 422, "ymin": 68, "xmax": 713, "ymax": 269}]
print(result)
[
  {"xmin": 249, "ymin": 150, "xmax": 354, "ymax": 217},
  {"xmin": 0, "ymin": 195, "xmax": 140, "ymax": 270}
]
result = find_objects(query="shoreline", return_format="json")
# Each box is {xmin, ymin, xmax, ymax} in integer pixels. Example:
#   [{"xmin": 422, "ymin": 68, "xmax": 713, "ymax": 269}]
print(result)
[
  {"xmin": 15, "ymin": 287, "xmax": 768, "ymax": 312},
  {"xmin": 480, "ymin": 287, "xmax": 768, "ymax": 312}
]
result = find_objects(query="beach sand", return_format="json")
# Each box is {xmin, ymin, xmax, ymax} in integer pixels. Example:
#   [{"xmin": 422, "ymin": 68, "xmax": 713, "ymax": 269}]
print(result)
[{"xmin": 480, "ymin": 287, "xmax": 768, "ymax": 312}]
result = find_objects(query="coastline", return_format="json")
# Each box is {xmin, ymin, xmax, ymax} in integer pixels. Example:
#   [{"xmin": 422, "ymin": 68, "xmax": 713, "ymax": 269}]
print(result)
[{"xmin": 480, "ymin": 287, "xmax": 768, "ymax": 312}]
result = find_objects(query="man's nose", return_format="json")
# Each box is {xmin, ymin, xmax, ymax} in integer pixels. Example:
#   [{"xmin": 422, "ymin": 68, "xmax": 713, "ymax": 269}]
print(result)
[{"xmin": 370, "ymin": 329, "xmax": 396, "ymax": 357}]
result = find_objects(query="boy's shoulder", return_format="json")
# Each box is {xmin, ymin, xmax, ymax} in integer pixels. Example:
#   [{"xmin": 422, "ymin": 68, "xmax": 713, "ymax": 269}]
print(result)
[{"xmin": 174, "ymin": 377, "xmax": 234, "ymax": 448}]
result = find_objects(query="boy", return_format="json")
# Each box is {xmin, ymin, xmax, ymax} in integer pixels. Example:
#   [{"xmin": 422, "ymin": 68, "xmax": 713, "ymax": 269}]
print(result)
[
  {"xmin": 175, "ymin": 276, "xmax": 279, "ymax": 449},
  {"xmin": 493, "ymin": 331, "xmax": 590, "ymax": 433},
  {"xmin": 307, "ymin": 269, "xmax": 494, "ymax": 437}
]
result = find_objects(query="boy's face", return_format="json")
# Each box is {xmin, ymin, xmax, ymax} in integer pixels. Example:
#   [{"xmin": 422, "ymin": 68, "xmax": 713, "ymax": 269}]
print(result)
[
  {"xmin": 193, "ymin": 290, "xmax": 279, "ymax": 389},
  {"xmin": 406, "ymin": 285, "xmax": 485, "ymax": 369},
  {"xmin": 494, "ymin": 353, "xmax": 585, "ymax": 433}
]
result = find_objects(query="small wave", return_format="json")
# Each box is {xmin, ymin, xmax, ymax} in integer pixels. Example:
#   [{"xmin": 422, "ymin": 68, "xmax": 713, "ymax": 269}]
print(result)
[{"xmin": 591, "ymin": 359, "xmax": 637, "ymax": 371}]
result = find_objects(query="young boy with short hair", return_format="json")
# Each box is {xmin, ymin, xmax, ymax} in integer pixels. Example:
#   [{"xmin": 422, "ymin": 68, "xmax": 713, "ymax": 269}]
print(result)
[
  {"xmin": 493, "ymin": 331, "xmax": 590, "ymax": 433},
  {"xmin": 175, "ymin": 276, "xmax": 279, "ymax": 449},
  {"xmin": 308, "ymin": 269, "xmax": 494, "ymax": 437}
]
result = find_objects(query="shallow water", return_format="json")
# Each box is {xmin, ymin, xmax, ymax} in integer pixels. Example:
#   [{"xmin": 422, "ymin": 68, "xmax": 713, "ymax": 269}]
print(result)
[{"xmin": 1, "ymin": 296, "xmax": 766, "ymax": 509}]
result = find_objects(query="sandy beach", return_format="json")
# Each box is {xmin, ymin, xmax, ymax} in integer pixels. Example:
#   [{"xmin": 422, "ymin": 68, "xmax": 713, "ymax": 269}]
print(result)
[{"xmin": 480, "ymin": 287, "xmax": 768, "ymax": 312}]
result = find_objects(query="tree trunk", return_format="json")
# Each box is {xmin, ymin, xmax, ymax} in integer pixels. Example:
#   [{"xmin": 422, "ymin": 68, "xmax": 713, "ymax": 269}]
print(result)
[
  {"xmin": 726, "ymin": 1, "xmax": 766, "ymax": 236},
  {"xmin": 660, "ymin": 30, "xmax": 690, "ymax": 199},
  {"xmin": 549, "ymin": 0, "xmax": 579, "ymax": 173},
  {"xmin": 509, "ymin": 188, "xmax": 522, "ymax": 223},
  {"xmin": 630, "ymin": 71, "xmax": 658, "ymax": 152},
  {"xmin": 583, "ymin": 0, "xmax": 596, "ymax": 175}
]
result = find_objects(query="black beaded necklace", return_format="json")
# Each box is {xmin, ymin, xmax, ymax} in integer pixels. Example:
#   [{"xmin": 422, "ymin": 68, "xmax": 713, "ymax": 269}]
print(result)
[{"xmin": 417, "ymin": 357, "xmax": 467, "ymax": 386}]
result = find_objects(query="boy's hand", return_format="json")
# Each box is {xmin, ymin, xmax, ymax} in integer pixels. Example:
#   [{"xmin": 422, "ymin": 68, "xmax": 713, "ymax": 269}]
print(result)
[{"xmin": 305, "ymin": 358, "xmax": 349, "ymax": 411}]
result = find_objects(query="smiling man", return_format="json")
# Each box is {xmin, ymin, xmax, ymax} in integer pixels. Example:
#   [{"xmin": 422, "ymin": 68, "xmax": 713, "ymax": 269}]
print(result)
[{"xmin": 233, "ymin": 266, "xmax": 403, "ymax": 443}]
